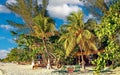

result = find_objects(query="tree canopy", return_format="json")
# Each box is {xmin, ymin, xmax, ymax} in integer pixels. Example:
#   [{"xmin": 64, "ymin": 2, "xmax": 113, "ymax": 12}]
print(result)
[{"xmin": 93, "ymin": 0, "xmax": 120, "ymax": 73}]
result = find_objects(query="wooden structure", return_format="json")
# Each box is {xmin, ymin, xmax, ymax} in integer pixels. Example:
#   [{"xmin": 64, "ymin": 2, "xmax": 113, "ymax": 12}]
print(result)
[
  {"xmin": 74, "ymin": 49, "xmax": 104, "ymax": 56},
  {"xmin": 74, "ymin": 49, "xmax": 104, "ymax": 65}
]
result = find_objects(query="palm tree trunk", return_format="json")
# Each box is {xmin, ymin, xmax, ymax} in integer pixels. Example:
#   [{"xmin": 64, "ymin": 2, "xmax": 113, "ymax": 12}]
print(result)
[
  {"xmin": 80, "ymin": 49, "xmax": 85, "ymax": 71},
  {"xmin": 42, "ymin": 38, "xmax": 51, "ymax": 69},
  {"xmin": 79, "ymin": 44, "xmax": 85, "ymax": 71},
  {"xmin": 31, "ymin": 56, "xmax": 34, "ymax": 67}
]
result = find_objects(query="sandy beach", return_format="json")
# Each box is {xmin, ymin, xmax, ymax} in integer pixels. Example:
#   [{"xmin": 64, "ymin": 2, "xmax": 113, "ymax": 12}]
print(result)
[
  {"xmin": 0, "ymin": 62, "xmax": 120, "ymax": 75},
  {"xmin": 0, "ymin": 63, "xmax": 55, "ymax": 75},
  {"xmin": 0, "ymin": 70, "xmax": 3, "ymax": 75}
]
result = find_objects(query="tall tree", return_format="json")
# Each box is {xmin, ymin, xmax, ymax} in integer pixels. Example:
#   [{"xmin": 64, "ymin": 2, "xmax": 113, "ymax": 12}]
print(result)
[
  {"xmin": 6, "ymin": 0, "xmax": 55, "ymax": 69},
  {"xmin": 59, "ymin": 10, "xmax": 97, "ymax": 71},
  {"xmin": 6, "ymin": 0, "xmax": 49, "ymax": 31},
  {"xmin": 93, "ymin": 0, "xmax": 120, "ymax": 73},
  {"xmin": 33, "ymin": 14, "xmax": 56, "ymax": 69},
  {"xmin": 84, "ymin": 18, "xmax": 97, "ymax": 33}
]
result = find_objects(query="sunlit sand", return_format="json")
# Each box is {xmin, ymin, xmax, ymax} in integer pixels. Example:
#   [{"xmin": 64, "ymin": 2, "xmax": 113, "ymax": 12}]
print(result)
[{"xmin": 1, "ymin": 62, "xmax": 120, "ymax": 75}]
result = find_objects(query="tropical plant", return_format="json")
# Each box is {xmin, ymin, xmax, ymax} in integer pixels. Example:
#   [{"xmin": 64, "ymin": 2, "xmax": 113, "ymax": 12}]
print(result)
[
  {"xmin": 6, "ymin": 0, "xmax": 43, "ymax": 30},
  {"xmin": 93, "ymin": 1, "xmax": 120, "ymax": 74},
  {"xmin": 7, "ymin": 48, "xmax": 20, "ymax": 62},
  {"xmin": 17, "ymin": 34, "xmax": 42, "ymax": 59},
  {"xmin": 59, "ymin": 10, "xmax": 97, "ymax": 71},
  {"xmin": 84, "ymin": 18, "xmax": 97, "ymax": 33},
  {"xmin": 33, "ymin": 14, "xmax": 56, "ymax": 69},
  {"xmin": 52, "ymin": 37, "xmax": 66, "ymax": 67},
  {"xmin": 6, "ymin": 0, "xmax": 55, "ymax": 68}
]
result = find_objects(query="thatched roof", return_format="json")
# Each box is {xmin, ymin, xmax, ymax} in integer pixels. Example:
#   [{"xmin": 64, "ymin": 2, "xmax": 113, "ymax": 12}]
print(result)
[{"xmin": 74, "ymin": 49, "xmax": 104, "ymax": 56}]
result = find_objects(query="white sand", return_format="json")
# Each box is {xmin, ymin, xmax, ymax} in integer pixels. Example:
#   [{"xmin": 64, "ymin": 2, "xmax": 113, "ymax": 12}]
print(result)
[
  {"xmin": 0, "ymin": 62, "xmax": 120, "ymax": 75},
  {"xmin": 0, "ymin": 63, "xmax": 55, "ymax": 75},
  {"xmin": 0, "ymin": 70, "xmax": 3, "ymax": 75}
]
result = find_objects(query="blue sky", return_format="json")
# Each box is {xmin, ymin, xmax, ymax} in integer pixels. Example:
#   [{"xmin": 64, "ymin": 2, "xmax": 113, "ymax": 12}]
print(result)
[
  {"xmin": 0, "ymin": 0, "xmax": 21, "ymax": 59},
  {"xmin": 0, "ymin": 0, "xmax": 96, "ymax": 59}
]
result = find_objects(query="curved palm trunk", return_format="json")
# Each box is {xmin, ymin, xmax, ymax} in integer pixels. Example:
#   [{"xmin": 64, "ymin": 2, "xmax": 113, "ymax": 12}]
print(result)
[
  {"xmin": 81, "ymin": 50, "xmax": 85, "ymax": 71},
  {"xmin": 79, "ymin": 45, "xmax": 85, "ymax": 71},
  {"xmin": 42, "ymin": 38, "xmax": 51, "ymax": 69},
  {"xmin": 31, "ymin": 57, "xmax": 34, "ymax": 67}
]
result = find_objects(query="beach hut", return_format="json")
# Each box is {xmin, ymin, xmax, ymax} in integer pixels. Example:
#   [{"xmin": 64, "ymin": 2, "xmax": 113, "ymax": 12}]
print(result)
[{"xmin": 74, "ymin": 49, "xmax": 104, "ymax": 65}]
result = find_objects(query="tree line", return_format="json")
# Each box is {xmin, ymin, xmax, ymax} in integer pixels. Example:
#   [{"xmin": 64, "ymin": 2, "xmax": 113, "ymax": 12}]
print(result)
[{"xmin": 1, "ymin": 0, "xmax": 120, "ymax": 74}]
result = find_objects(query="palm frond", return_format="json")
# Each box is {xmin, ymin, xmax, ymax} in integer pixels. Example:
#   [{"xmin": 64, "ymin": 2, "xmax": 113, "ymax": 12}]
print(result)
[
  {"xmin": 66, "ymin": 36, "xmax": 76, "ymax": 56},
  {"xmin": 83, "ymin": 30, "xmax": 92, "ymax": 39},
  {"xmin": 10, "ymin": 31, "xmax": 18, "ymax": 36},
  {"xmin": 7, "ymin": 20, "xmax": 25, "ymax": 28},
  {"xmin": 77, "ymin": 34, "xmax": 82, "ymax": 44}
]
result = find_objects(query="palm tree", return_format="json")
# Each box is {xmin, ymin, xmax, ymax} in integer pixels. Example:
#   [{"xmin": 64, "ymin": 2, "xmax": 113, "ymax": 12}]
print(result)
[
  {"xmin": 59, "ymin": 10, "xmax": 97, "ymax": 71},
  {"xmin": 84, "ymin": 18, "xmax": 97, "ymax": 32},
  {"xmin": 33, "ymin": 14, "xmax": 56, "ymax": 69},
  {"xmin": 6, "ymin": 0, "xmax": 54, "ymax": 68},
  {"xmin": 6, "ymin": 0, "xmax": 49, "ymax": 31}
]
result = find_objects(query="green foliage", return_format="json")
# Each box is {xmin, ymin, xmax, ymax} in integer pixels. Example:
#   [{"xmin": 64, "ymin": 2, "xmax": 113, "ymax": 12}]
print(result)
[
  {"xmin": 7, "ymin": 48, "xmax": 20, "ymax": 62},
  {"xmin": 92, "ymin": 41, "xmax": 120, "ymax": 73},
  {"xmin": 84, "ymin": 19, "xmax": 97, "ymax": 33},
  {"xmin": 105, "ymin": 41, "xmax": 120, "ymax": 61},
  {"xmin": 6, "ymin": 47, "xmax": 32, "ymax": 62},
  {"xmin": 59, "ymin": 10, "xmax": 97, "ymax": 57},
  {"xmin": 33, "ymin": 14, "xmax": 57, "ymax": 67},
  {"xmin": 93, "ymin": 1, "xmax": 120, "ymax": 74},
  {"xmin": 18, "ymin": 34, "xmax": 43, "ymax": 58},
  {"xmin": 6, "ymin": 0, "xmax": 120, "ymax": 71},
  {"xmin": 95, "ymin": 1, "xmax": 120, "ymax": 40},
  {"xmin": 33, "ymin": 14, "xmax": 56, "ymax": 38},
  {"xmin": 53, "ymin": 43, "xmax": 66, "ymax": 64},
  {"xmin": 58, "ymin": 10, "xmax": 98, "ymax": 71},
  {"xmin": 6, "ymin": 0, "xmax": 56, "ymax": 66},
  {"xmin": 92, "ymin": 53, "xmax": 106, "ymax": 74},
  {"xmin": 6, "ymin": 0, "xmax": 38, "ymax": 29}
]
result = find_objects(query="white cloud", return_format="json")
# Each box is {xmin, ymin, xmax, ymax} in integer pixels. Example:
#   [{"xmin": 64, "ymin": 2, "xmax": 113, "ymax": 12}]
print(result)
[
  {"xmin": 0, "ymin": 50, "xmax": 10, "ymax": 59},
  {"xmin": 47, "ymin": 0, "xmax": 84, "ymax": 20},
  {"xmin": 0, "ymin": 5, "xmax": 11, "ymax": 13},
  {"xmin": 47, "ymin": 4, "xmax": 81, "ymax": 20},
  {"xmin": 5, "ymin": 0, "xmax": 84, "ymax": 20},
  {"xmin": 0, "ymin": 25, "xmax": 15, "ymax": 30},
  {"xmin": 48, "ymin": 0, "xmax": 83, "ymax": 6},
  {"xmin": 6, "ymin": 0, "xmax": 17, "ymax": 4}
]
